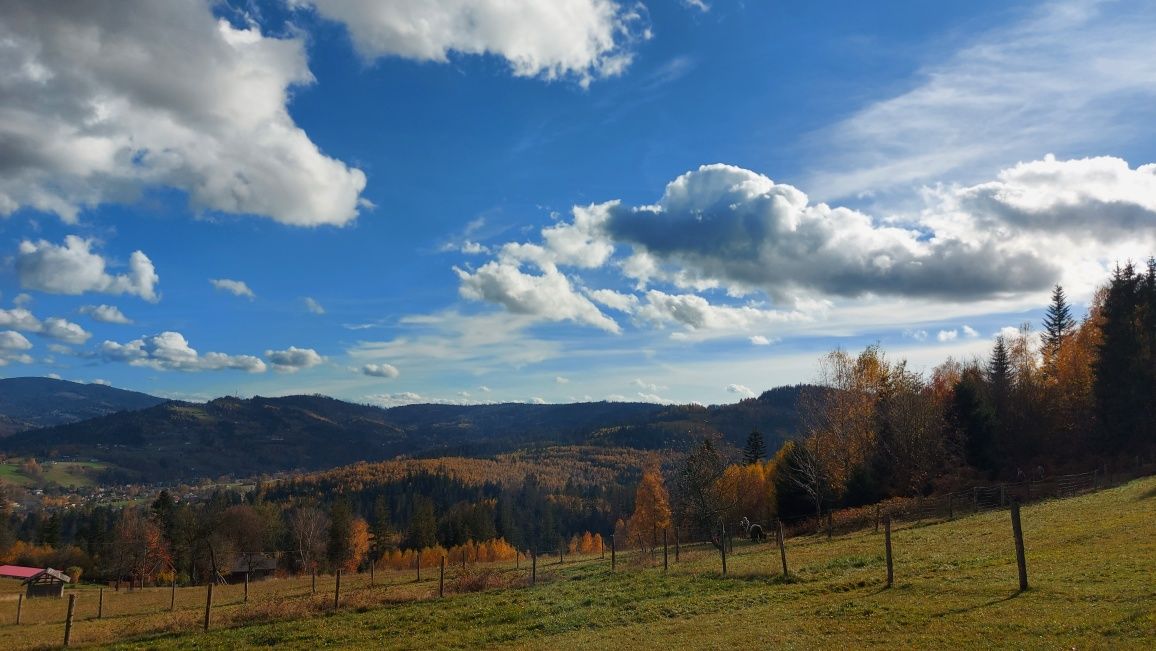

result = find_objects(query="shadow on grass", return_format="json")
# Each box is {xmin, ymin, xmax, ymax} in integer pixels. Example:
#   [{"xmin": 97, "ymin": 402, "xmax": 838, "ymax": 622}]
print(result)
[
  {"xmin": 930, "ymin": 590, "xmax": 1022, "ymax": 618},
  {"xmin": 1138, "ymin": 485, "xmax": 1156, "ymax": 500}
]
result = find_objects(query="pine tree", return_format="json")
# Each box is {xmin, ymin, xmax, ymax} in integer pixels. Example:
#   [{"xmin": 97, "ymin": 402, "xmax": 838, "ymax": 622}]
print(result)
[
  {"xmin": 370, "ymin": 495, "xmax": 393, "ymax": 559},
  {"xmin": 327, "ymin": 500, "xmax": 353, "ymax": 570},
  {"xmin": 1094, "ymin": 262, "xmax": 1149, "ymax": 451},
  {"xmin": 1043, "ymin": 285, "xmax": 1076, "ymax": 361},
  {"xmin": 743, "ymin": 429, "xmax": 767, "ymax": 464}
]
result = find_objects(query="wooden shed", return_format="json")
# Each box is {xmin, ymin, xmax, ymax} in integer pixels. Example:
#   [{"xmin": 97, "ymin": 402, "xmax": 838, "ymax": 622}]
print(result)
[{"xmin": 22, "ymin": 568, "xmax": 71, "ymax": 598}]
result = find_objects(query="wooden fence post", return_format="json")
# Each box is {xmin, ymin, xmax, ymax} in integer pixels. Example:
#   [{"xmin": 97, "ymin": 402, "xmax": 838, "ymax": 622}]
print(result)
[
  {"xmin": 559, "ymin": 539, "xmax": 564, "ymax": 565},
  {"xmin": 311, "ymin": 568, "xmax": 316, "ymax": 594},
  {"xmin": 370, "ymin": 559, "xmax": 375, "ymax": 586},
  {"xmin": 531, "ymin": 550, "xmax": 537, "ymax": 586},
  {"xmin": 884, "ymin": 516, "xmax": 894, "ymax": 589},
  {"xmin": 720, "ymin": 520, "xmax": 728, "ymax": 577},
  {"xmin": 16, "ymin": 592, "xmax": 23, "ymax": 624},
  {"xmin": 1011, "ymin": 501, "xmax": 1029, "ymax": 592},
  {"xmin": 663, "ymin": 529, "xmax": 669, "ymax": 573},
  {"xmin": 203, "ymin": 583, "xmax": 213, "ymax": 632},
  {"xmin": 334, "ymin": 569, "xmax": 341, "ymax": 610},
  {"xmin": 610, "ymin": 535, "xmax": 616, "ymax": 571},
  {"xmin": 874, "ymin": 505, "xmax": 880, "ymax": 534},
  {"xmin": 170, "ymin": 576, "xmax": 176, "ymax": 611},
  {"xmin": 63, "ymin": 593, "xmax": 77, "ymax": 647},
  {"xmin": 97, "ymin": 587, "xmax": 104, "ymax": 619},
  {"xmin": 439, "ymin": 556, "xmax": 445, "ymax": 598},
  {"xmin": 674, "ymin": 526, "xmax": 680, "ymax": 562},
  {"xmin": 516, "ymin": 550, "xmax": 520, "ymax": 569},
  {"xmin": 416, "ymin": 554, "xmax": 422, "ymax": 582},
  {"xmin": 244, "ymin": 572, "xmax": 249, "ymax": 603},
  {"xmin": 777, "ymin": 520, "xmax": 788, "ymax": 579}
]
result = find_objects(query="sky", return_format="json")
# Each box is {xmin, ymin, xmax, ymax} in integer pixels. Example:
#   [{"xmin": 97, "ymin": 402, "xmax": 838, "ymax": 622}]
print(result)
[{"xmin": 2, "ymin": 0, "xmax": 1156, "ymax": 406}]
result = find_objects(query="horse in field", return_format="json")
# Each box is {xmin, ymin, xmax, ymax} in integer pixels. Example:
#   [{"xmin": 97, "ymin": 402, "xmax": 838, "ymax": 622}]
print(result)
[{"xmin": 739, "ymin": 516, "xmax": 766, "ymax": 542}]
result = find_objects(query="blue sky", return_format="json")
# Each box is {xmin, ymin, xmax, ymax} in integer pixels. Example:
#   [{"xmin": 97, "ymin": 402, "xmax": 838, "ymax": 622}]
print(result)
[{"xmin": 2, "ymin": 0, "xmax": 1156, "ymax": 405}]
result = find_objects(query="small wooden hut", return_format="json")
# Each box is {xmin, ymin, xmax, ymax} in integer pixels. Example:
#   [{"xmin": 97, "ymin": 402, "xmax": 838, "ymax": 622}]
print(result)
[{"xmin": 22, "ymin": 568, "xmax": 71, "ymax": 598}]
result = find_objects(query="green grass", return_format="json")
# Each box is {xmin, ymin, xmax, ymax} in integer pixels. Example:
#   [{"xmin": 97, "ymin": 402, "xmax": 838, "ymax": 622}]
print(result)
[
  {"xmin": 0, "ymin": 459, "xmax": 108, "ymax": 488},
  {"xmin": 8, "ymin": 477, "xmax": 1156, "ymax": 650}
]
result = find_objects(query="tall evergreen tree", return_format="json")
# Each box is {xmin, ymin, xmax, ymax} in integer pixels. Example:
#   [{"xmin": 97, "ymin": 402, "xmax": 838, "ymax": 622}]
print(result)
[
  {"xmin": 1094, "ymin": 263, "xmax": 1147, "ymax": 451},
  {"xmin": 327, "ymin": 499, "xmax": 354, "ymax": 570},
  {"xmin": 1042, "ymin": 284, "xmax": 1076, "ymax": 361},
  {"xmin": 742, "ymin": 429, "xmax": 767, "ymax": 464}
]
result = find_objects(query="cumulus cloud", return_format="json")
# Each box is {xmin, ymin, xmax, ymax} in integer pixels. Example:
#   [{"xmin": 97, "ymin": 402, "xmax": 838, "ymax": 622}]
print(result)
[
  {"xmin": 12, "ymin": 293, "xmax": 32, "ymax": 306},
  {"xmin": 266, "ymin": 347, "xmax": 324, "ymax": 372},
  {"xmin": 962, "ymin": 325, "xmax": 980, "ymax": 338},
  {"xmin": 455, "ymin": 261, "xmax": 620, "ymax": 333},
  {"xmin": 726, "ymin": 383, "xmax": 756, "ymax": 399},
  {"xmin": 0, "ymin": 1, "xmax": 366, "ymax": 225},
  {"xmin": 634, "ymin": 290, "xmax": 809, "ymax": 337},
  {"xmin": 0, "ymin": 330, "xmax": 34, "ymax": 365},
  {"xmin": 0, "ymin": 308, "xmax": 42, "ymax": 332},
  {"xmin": 298, "ymin": 0, "xmax": 649, "ymax": 86},
  {"xmin": 80, "ymin": 304, "xmax": 132, "ymax": 324},
  {"xmin": 604, "ymin": 164, "xmax": 1056, "ymax": 302},
  {"xmin": 99, "ymin": 331, "xmax": 266, "ymax": 372},
  {"xmin": 937, "ymin": 329, "xmax": 959, "ymax": 342},
  {"xmin": 16, "ymin": 236, "xmax": 159, "ymax": 301},
  {"xmin": 904, "ymin": 329, "xmax": 929, "ymax": 342},
  {"xmin": 303, "ymin": 297, "xmax": 325, "ymax": 315},
  {"xmin": 362, "ymin": 363, "xmax": 400, "ymax": 379},
  {"xmin": 0, "ymin": 307, "xmax": 90, "ymax": 344},
  {"xmin": 749, "ymin": 335, "xmax": 774, "ymax": 346},
  {"xmin": 41, "ymin": 317, "xmax": 91, "ymax": 345},
  {"xmin": 631, "ymin": 378, "xmax": 667, "ymax": 392},
  {"xmin": 211, "ymin": 278, "xmax": 256, "ymax": 300}
]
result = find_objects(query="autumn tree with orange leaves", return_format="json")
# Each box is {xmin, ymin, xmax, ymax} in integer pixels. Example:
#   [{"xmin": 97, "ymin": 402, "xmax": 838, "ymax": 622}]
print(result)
[{"xmin": 627, "ymin": 469, "xmax": 672, "ymax": 554}]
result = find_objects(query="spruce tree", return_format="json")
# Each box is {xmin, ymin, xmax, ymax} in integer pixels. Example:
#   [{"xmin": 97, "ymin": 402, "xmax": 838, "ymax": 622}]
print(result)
[
  {"xmin": 743, "ymin": 429, "xmax": 767, "ymax": 464},
  {"xmin": 1094, "ymin": 262, "xmax": 1147, "ymax": 451},
  {"xmin": 1042, "ymin": 284, "xmax": 1076, "ymax": 360}
]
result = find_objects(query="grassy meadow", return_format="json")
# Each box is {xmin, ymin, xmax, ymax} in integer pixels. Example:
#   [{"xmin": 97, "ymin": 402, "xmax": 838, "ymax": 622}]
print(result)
[
  {"xmin": 2, "ymin": 476, "xmax": 1153, "ymax": 650},
  {"xmin": 0, "ymin": 458, "xmax": 108, "ymax": 488}
]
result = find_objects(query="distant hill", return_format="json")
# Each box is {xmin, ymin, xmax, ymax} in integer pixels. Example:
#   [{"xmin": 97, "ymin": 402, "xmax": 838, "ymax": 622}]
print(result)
[
  {"xmin": 0, "ymin": 385, "xmax": 810, "ymax": 484},
  {"xmin": 0, "ymin": 377, "xmax": 167, "ymax": 436}
]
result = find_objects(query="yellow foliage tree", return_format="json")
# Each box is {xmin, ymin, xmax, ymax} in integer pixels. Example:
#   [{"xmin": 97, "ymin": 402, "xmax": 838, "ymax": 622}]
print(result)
[
  {"xmin": 627, "ymin": 469, "xmax": 672, "ymax": 553},
  {"xmin": 343, "ymin": 518, "xmax": 370, "ymax": 572}
]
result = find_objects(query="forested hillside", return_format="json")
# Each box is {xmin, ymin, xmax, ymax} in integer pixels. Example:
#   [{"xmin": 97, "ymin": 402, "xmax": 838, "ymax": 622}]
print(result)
[
  {"xmin": 0, "ymin": 377, "xmax": 166, "ymax": 436},
  {"xmin": 0, "ymin": 387, "xmax": 806, "ymax": 483}
]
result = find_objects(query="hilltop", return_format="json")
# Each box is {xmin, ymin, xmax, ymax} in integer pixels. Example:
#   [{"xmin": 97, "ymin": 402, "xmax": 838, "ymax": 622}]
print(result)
[
  {"xmin": 0, "ymin": 385, "xmax": 808, "ymax": 483},
  {"xmin": 0, "ymin": 377, "xmax": 166, "ymax": 436}
]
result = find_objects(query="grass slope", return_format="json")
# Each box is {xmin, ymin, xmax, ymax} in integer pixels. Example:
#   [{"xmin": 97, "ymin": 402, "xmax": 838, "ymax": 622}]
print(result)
[{"xmin": 8, "ymin": 477, "xmax": 1155, "ymax": 650}]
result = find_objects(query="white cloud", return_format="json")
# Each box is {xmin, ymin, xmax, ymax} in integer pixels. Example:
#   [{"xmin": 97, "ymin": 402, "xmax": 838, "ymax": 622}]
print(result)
[
  {"xmin": 16, "ymin": 236, "xmax": 159, "ymax": 301},
  {"xmin": 635, "ymin": 392, "xmax": 672, "ymax": 404},
  {"xmin": 726, "ymin": 383, "xmax": 756, "ymax": 399},
  {"xmin": 46, "ymin": 372, "xmax": 61, "ymax": 380},
  {"xmin": 0, "ymin": 330, "xmax": 34, "ymax": 366},
  {"xmin": 99, "ymin": 331, "xmax": 266, "ymax": 373},
  {"xmin": 12, "ymin": 293, "xmax": 32, "ymax": 306},
  {"xmin": 631, "ymin": 378, "xmax": 667, "ymax": 392},
  {"xmin": 266, "ymin": 346, "xmax": 324, "ymax": 372},
  {"xmin": 604, "ymin": 164, "xmax": 1055, "ymax": 302},
  {"xmin": 366, "ymin": 392, "xmax": 425, "ymax": 407},
  {"xmin": 587, "ymin": 288, "xmax": 639, "ymax": 313},
  {"xmin": 634, "ymin": 290, "xmax": 809, "ymax": 341},
  {"xmin": 962, "ymin": 325, "xmax": 980, "ymax": 338},
  {"xmin": 749, "ymin": 335, "xmax": 774, "ymax": 346},
  {"xmin": 904, "ymin": 329, "xmax": 929, "ymax": 342},
  {"xmin": 47, "ymin": 343, "xmax": 72, "ymax": 355},
  {"xmin": 937, "ymin": 329, "xmax": 959, "ymax": 342},
  {"xmin": 41, "ymin": 317, "xmax": 91, "ymax": 345},
  {"xmin": 0, "ymin": 308, "xmax": 42, "ymax": 332},
  {"xmin": 80, "ymin": 304, "xmax": 132, "ymax": 324},
  {"xmin": 0, "ymin": 307, "xmax": 90, "ymax": 344},
  {"xmin": 210, "ymin": 278, "xmax": 256, "ymax": 300},
  {"xmin": 89, "ymin": 378, "xmax": 111, "ymax": 386},
  {"xmin": 806, "ymin": 0, "xmax": 1156, "ymax": 200},
  {"xmin": 362, "ymin": 363, "xmax": 400, "ymax": 379},
  {"xmin": 0, "ymin": 2, "xmax": 366, "ymax": 225},
  {"xmin": 303, "ymin": 297, "xmax": 325, "ymax": 315},
  {"xmin": 455, "ymin": 261, "xmax": 620, "ymax": 333},
  {"xmin": 528, "ymin": 396, "xmax": 548, "ymax": 405},
  {"xmin": 554, "ymin": 376, "xmax": 570, "ymax": 384},
  {"xmin": 298, "ymin": 0, "xmax": 649, "ymax": 86},
  {"xmin": 478, "ymin": 385, "xmax": 492, "ymax": 393},
  {"xmin": 682, "ymin": 0, "xmax": 710, "ymax": 12}
]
